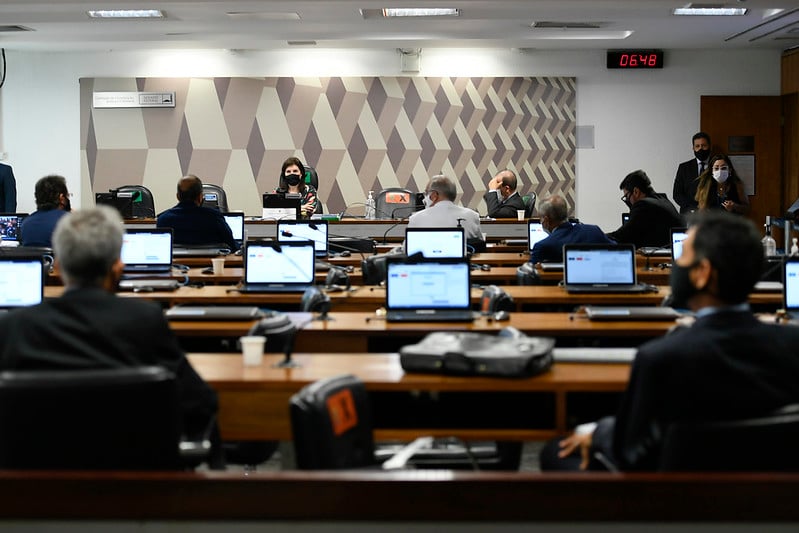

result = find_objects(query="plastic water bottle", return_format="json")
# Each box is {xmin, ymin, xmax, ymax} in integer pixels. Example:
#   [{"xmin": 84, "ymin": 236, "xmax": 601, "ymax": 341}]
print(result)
[
  {"xmin": 791, "ymin": 237, "xmax": 799, "ymax": 256},
  {"xmin": 365, "ymin": 190, "xmax": 376, "ymax": 220},
  {"xmin": 762, "ymin": 216, "xmax": 777, "ymax": 257}
]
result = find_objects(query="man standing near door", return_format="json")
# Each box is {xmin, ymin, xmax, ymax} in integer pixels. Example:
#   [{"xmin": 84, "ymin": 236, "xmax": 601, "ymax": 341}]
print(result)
[{"xmin": 673, "ymin": 132, "xmax": 711, "ymax": 214}]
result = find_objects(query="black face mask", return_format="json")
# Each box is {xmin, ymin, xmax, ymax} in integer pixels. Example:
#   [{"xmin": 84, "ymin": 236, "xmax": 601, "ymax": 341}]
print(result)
[
  {"xmin": 284, "ymin": 174, "xmax": 301, "ymax": 187},
  {"xmin": 63, "ymin": 197, "xmax": 72, "ymax": 212},
  {"xmin": 669, "ymin": 263, "xmax": 699, "ymax": 309},
  {"xmin": 694, "ymin": 149, "xmax": 710, "ymax": 162}
]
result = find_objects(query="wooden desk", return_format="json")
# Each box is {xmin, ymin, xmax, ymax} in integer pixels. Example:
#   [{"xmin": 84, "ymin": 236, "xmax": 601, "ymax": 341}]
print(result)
[{"xmin": 189, "ymin": 353, "xmax": 630, "ymax": 441}]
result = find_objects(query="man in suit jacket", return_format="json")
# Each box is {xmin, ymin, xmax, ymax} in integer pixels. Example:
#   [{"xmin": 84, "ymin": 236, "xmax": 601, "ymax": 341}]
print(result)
[
  {"xmin": 0, "ymin": 162, "xmax": 16, "ymax": 212},
  {"xmin": 673, "ymin": 132, "xmax": 711, "ymax": 214},
  {"xmin": 529, "ymin": 195, "xmax": 615, "ymax": 264},
  {"xmin": 157, "ymin": 174, "xmax": 238, "ymax": 251},
  {"xmin": 483, "ymin": 169, "xmax": 526, "ymax": 218},
  {"xmin": 19, "ymin": 174, "xmax": 71, "ymax": 247},
  {"xmin": 407, "ymin": 175, "xmax": 483, "ymax": 245},
  {"xmin": 542, "ymin": 211, "xmax": 799, "ymax": 471},
  {"xmin": 0, "ymin": 206, "xmax": 220, "ymax": 465}
]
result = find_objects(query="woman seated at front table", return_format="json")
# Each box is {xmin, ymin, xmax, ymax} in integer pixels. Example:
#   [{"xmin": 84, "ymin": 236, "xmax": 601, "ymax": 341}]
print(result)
[{"xmin": 275, "ymin": 157, "xmax": 318, "ymax": 218}]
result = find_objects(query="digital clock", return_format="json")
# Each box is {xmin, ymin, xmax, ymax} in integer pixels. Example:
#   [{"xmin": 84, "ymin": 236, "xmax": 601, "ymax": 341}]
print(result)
[{"xmin": 606, "ymin": 50, "xmax": 664, "ymax": 69}]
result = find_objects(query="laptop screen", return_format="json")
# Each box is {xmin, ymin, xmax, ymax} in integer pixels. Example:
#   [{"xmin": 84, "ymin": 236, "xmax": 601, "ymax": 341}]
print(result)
[
  {"xmin": 784, "ymin": 257, "xmax": 799, "ymax": 311},
  {"xmin": 262, "ymin": 193, "xmax": 301, "ymax": 220},
  {"xmin": 564, "ymin": 244, "xmax": 637, "ymax": 285},
  {"xmin": 223, "ymin": 212, "xmax": 245, "ymax": 243},
  {"xmin": 121, "ymin": 229, "xmax": 173, "ymax": 271},
  {"xmin": 386, "ymin": 259, "xmax": 471, "ymax": 311},
  {"xmin": 671, "ymin": 227, "xmax": 688, "ymax": 262},
  {"xmin": 0, "ymin": 214, "xmax": 26, "ymax": 244},
  {"xmin": 244, "ymin": 241, "xmax": 315, "ymax": 285},
  {"xmin": 0, "ymin": 256, "xmax": 44, "ymax": 308},
  {"xmin": 277, "ymin": 220, "xmax": 329, "ymax": 257},
  {"xmin": 404, "ymin": 227, "xmax": 465, "ymax": 258},
  {"xmin": 528, "ymin": 221, "xmax": 547, "ymax": 250}
]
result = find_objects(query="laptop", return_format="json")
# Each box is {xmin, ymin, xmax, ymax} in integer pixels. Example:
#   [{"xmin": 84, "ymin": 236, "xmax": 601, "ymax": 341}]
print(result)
[
  {"xmin": 563, "ymin": 243, "xmax": 652, "ymax": 294},
  {"xmin": 238, "ymin": 240, "xmax": 315, "ymax": 293},
  {"xmin": 670, "ymin": 227, "xmax": 688, "ymax": 263},
  {"xmin": 783, "ymin": 256, "xmax": 799, "ymax": 320},
  {"xmin": 120, "ymin": 229, "xmax": 173, "ymax": 274},
  {"xmin": 404, "ymin": 227, "xmax": 466, "ymax": 258},
  {"xmin": 223, "ymin": 211, "xmax": 245, "ymax": 249},
  {"xmin": 583, "ymin": 306, "xmax": 682, "ymax": 321},
  {"xmin": 0, "ymin": 255, "xmax": 44, "ymax": 312},
  {"xmin": 385, "ymin": 257, "xmax": 474, "ymax": 322},
  {"xmin": 527, "ymin": 220, "xmax": 548, "ymax": 252},
  {"xmin": 0, "ymin": 213, "xmax": 27, "ymax": 246},
  {"xmin": 164, "ymin": 305, "xmax": 264, "ymax": 321},
  {"xmin": 278, "ymin": 220, "xmax": 329, "ymax": 257},
  {"xmin": 96, "ymin": 191, "xmax": 134, "ymax": 219},
  {"xmin": 262, "ymin": 193, "xmax": 301, "ymax": 220}
]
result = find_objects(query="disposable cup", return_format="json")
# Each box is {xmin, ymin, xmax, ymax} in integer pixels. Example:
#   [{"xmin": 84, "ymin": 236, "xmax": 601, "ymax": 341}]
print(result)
[
  {"xmin": 211, "ymin": 257, "xmax": 225, "ymax": 275},
  {"xmin": 516, "ymin": 210, "xmax": 525, "ymax": 221},
  {"xmin": 240, "ymin": 336, "xmax": 266, "ymax": 366}
]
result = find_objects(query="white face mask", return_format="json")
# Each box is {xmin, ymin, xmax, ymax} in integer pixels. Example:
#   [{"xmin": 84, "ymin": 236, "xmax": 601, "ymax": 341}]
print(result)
[
  {"xmin": 712, "ymin": 169, "xmax": 729, "ymax": 184},
  {"xmin": 422, "ymin": 193, "xmax": 432, "ymax": 209}
]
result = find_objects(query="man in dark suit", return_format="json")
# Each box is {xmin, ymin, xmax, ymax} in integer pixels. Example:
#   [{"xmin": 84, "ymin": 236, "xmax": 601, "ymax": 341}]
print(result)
[
  {"xmin": 542, "ymin": 211, "xmax": 799, "ymax": 471},
  {"xmin": 673, "ymin": 131, "xmax": 711, "ymax": 214},
  {"xmin": 483, "ymin": 169, "xmax": 526, "ymax": 218},
  {"xmin": 0, "ymin": 162, "xmax": 16, "ymax": 212},
  {"xmin": 529, "ymin": 195, "xmax": 614, "ymax": 264},
  {"xmin": 157, "ymin": 174, "xmax": 238, "ymax": 251},
  {"xmin": 19, "ymin": 174, "xmax": 71, "ymax": 247}
]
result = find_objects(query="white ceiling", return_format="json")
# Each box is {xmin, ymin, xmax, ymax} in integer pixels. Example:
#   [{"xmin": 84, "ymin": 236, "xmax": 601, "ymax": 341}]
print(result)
[{"xmin": 0, "ymin": 0, "xmax": 797, "ymax": 52}]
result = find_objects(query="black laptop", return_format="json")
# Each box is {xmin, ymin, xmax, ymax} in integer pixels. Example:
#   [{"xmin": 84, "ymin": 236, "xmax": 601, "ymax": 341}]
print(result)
[
  {"xmin": 223, "ymin": 211, "xmax": 245, "ymax": 249},
  {"xmin": 385, "ymin": 257, "xmax": 474, "ymax": 322},
  {"xmin": 0, "ymin": 213, "xmax": 27, "ymax": 246},
  {"xmin": 120, "ymin": 228, "xmax": 173, "ymax": 274},
  {"xmin": 404, "ymin": 227, "xmax": 466, "ymax": 258},
  {"xmin": 262, "ymin": 193, "xmax": 301, "ymax": 220},
  {"xmin": 238, "ymin": 240, "xmax": 315, "ymax": 293},
  {"xmin": 0, "ymin": 255, "xmax": 44, "ymax": 313},
  {"xmin": 563, "ymin": 243, "xmax": 653, "ymax": 294},
  {"xmin": 670, "ymin": 227, "xmax": 688, "ymax": 263}
]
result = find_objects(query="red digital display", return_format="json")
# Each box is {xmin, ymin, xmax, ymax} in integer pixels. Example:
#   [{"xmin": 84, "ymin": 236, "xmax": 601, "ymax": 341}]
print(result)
[{"xmin": 607, "ymin": 50, "xmax": 664, "ymax": 69}]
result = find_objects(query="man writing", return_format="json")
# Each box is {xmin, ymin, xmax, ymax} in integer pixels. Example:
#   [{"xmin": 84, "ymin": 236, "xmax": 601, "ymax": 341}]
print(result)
[
  {"xmin": 530, "ymin": 195, "xmax": 614, "ymax": 264},
  {"xmin": 483, "ymin": 169, "xmax": 526, "ymax": 219}
]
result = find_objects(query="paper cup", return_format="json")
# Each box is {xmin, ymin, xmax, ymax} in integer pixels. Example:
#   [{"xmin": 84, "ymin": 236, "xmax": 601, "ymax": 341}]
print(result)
[
  {"xmin": 211, "ymin": 257, "xmax": 225, "ymax": 275},
  {"xmin": 240, "ymin": 335, "xmax": 266, "ymax": 366},
  {"xmin": 516, "ymin": 210, "xmax": 525, "ymax": 221}
]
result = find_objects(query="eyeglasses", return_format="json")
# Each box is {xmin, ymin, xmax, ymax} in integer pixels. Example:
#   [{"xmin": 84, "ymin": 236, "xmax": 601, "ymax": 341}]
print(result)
[{"xmin": 620, "ymin": 192, "xmax": 630, "ymax": 203}]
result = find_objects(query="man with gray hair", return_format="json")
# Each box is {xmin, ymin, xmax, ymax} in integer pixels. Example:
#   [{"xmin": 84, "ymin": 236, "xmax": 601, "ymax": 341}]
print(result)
[
  {"xmin": 530, "ymin": 195, "xmax": 614, "ymax": 264},
  {"xmin": 0, "ymin": 207, "xmax": 219, "ymax": 464},
  {"xmin": 407, "ymin": 175, "xmax": 483, "ymax": 248}
]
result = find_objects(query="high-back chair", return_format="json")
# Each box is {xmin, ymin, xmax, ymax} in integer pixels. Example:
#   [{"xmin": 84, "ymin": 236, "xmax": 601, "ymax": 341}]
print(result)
[
  {"xmin": 374, "ymin": 188, "xmax": 415, "ymax": 220},
  {"xmin": 202, "ymin": 183, "xmax": 229, "ymax": 212},
  {"xmin": 522, "ymin": 192, "xmax": 537, "ymax": 219},
  {"xmin": 116, "ymin": 185, "xmax": 157, "ymax": 219}
]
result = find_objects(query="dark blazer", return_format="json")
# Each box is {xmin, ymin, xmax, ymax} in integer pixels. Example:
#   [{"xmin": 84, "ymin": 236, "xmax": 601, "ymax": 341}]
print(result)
[
  {"xmin": 530, "ymin": 222, "xmax": 615, "ymax": 264},
  {"xmin": 157, "ymin": 200, "xmax": 238, "ymax": 251},
  {"xmin": 0, "ymin": 163, "xmax": 17, "ymax": 213},
  {"xmin": 483, "ymin": 190, "xmax": 526, "ymax": 219},
  {"xmin": 594, "ymin": 310, "xmax": 799, "ymax": 471},
  {"xmin": 606, "ymin": 193, "xmax": 684, "ymax": 248},
  {"xmin": 0, "ymin": 287, "xmax": 218, "ymax": 437},
  {"xmin": 673, "ymin": 158, "xmax": 701, "ymax": 214}
]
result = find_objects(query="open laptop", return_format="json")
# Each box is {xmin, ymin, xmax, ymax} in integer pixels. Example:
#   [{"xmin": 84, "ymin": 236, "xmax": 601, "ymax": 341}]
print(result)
[
  {"xmin": 670, "ymin": 227, "xmax": 688, "ymax": 263},
  {"xmin": 238, "ymin": 240, "xmax": 315, "ymax": 293},
  {"xmin": 527, "ymin": 220, "xmax": 547, "ymax": 252},
  {"xmin": 262, "ymin": 193, "xmax": 301, "ymax": 220},
  {"xmin": 278, "ymin": 220, "xmax": 329, "ymax": 257},
  {"xmin": 223, "ymin": 211, "xmax": 245, "ymax": 249},
  {"xmin": 404, "ymin": 227, "xmax": 465, "ymax": 258},
  {"xmin": 0, "ymin": 255, "xmax": 44, "ymax": 313},
  {"xmin": 563, "ymin": 243, "xmax": 653, "ymax": 294},
  {"xmin": 120, "ymin": 228, "xmax": 173, "ymax": 274},
  {"xmin": 783, "ymin": 256, "xmax": 799, "ymax": 320},
  {"xmin": 385, "ymin": 257, "xmax": 474, "ymax": 322},
  {"xmin": 0, "ymin": 213, "xmax": 27, "ymax": 246}
]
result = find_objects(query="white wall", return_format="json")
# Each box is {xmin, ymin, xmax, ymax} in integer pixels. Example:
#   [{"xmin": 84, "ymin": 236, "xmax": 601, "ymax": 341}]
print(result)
[{"xmin": 0, "ymin": 47, "xmax": 781, "ymax": 230}]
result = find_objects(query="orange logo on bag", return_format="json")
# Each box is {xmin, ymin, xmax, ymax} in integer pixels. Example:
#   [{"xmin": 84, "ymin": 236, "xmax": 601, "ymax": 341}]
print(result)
[{"xmin": 326, "ymin": 389, "xmax": 358, "ymax": 436}]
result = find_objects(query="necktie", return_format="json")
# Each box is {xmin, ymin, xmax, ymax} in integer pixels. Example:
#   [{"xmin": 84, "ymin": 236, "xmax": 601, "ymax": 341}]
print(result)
[{"xmin": 699, "ymin": 161, "xmax": 705, "ymax": 175}]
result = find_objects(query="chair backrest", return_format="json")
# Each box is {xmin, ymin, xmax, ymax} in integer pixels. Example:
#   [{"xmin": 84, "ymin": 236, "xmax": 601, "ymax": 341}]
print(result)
[
  {"xmin": 375, "ymin": 188, "xmax": 415, "ymax": 220},
  {"xmin": 360, "ymin": 254, "xmax": 390, "ymax": 285},
  {"xmin": 523, "ymin": 192, "xmax": 537, "ymax": 219},
  {"xmin": 0, "ymin": 366, "xmax": 183, "ymax": 470},
  {"xmin": 290, "ymin": 374, "xmax": 376, "ymax": 469},
  {"xmin": 302, "ymin": 166, "xmax": 322, "ymax": 214},
  {"xmin": 117, "ymin": 185, "xmax": 156, "ymax": 219},
  {"xmin": 659, "ymin": 404, "xmax": 799, "ymax": 472},
  {"xmin": 202, "ymin": 183, "xmax": 229, "ymax": 212}
]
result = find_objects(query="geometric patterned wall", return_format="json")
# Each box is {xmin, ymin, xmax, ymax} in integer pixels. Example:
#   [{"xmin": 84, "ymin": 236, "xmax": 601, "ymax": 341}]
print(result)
[{"xmin": 80, "ymin": 76, "xmax": 575, "ymax": 217}]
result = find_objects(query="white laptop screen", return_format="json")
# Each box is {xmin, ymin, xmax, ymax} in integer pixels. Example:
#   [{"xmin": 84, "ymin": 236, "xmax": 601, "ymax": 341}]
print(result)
[
  {"xmin": 245, "ymin": 242, "xmax": 315, "ymax": 284},
  {"xmin": 405, "ymin": 228, "xmax": 465, "ymax": 258},
  {"xmin": 277, "ymin": 220, "xmax": 328, "ymax": 256},
  {"xmin": 565, "ymin": 247, "xmax": 635, "ymax": 285},
  {"xmin": 528, "ymin": 221, "xmax": 547, "ymax": 249},
  {"xmin": 785, "ymin": 259, "xmax": 799, "ymax": 310},
  {"xmin": 121, "ymin": 230, "xmax": 172, "ymax": 267},
  {"xmin": 386, "ymin": 260, "xmax": 470, "ymax": 310},
  {"xmin": 0, "ymin": 258, "xmax": 43, "ymax": 308},
  {"xmin": 223, "ymin": 213, "xmax": 245, "ymax": 242},
  {"xmin": 671, "ymin": 228, "xmax": 688, "ymax": 262}
]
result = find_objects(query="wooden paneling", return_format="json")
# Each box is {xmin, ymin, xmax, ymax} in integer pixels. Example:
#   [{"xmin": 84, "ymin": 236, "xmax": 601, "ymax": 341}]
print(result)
[{"xmin": 782, "ymin": 50, "xmax": 799, "ymax": 227}]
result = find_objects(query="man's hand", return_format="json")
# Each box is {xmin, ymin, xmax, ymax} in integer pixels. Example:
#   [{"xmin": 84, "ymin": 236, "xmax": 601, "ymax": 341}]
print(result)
[
  {"xmin": 558, "ymin": 431, "xmax": 593, "ymax": 470},
  {"xmin": 488, "ymin": 175, "xmax": 502, "ymax": 190}
]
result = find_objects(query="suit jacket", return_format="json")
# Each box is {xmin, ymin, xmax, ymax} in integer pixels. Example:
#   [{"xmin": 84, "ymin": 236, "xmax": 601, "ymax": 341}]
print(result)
[
  {"xmin": 484, "ymin": 190, "xmax": 525, "ymax": 219},
  {"xmin": 673, "ymin": 158, "xmax": 702, "ymax": 214},
  {"xmin": 606, "ymin": 193, "xmax": 684, "ymax": 248},
  {"xmin": 530, "ymin": 222, "xmax": 615, "ymax": 264},
  {"xmin": 407, "ymin": 200, "xmax": 483, "ymax": 242},
  {"xmin": 19, "ymin": 208, "xmax": 68, "ymax": 247},
  {"xmin": 0, "ymin": 163, "xmax": 16, "ymax": 213},
  {"xmin": 157, "ymin": 201, "xmax": 238, "ymax": 251},
  {"xmin": 0, "ymin": 287, "xmax": 218, "ymax": 437},
  {"xmin": 594, "ymin": 310, "xmax": 799, "ymax": 471}
]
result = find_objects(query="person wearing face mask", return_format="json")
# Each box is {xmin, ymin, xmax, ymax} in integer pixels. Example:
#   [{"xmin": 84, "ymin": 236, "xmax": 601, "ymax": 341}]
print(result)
[
  {"xmin": 483, "ymin": 169, "xmax": 526, "ymax": 219},
  {"xmin": 607, "ymin": 169, "xmax": 684, "ymax": 248},
  {"xmin": 19, "ymin": 174, "xmax": 72, "ymax": 248},
  {"xmin": 673, "ymin": 132, "xmax": 712, "ymax": 214},
  {"xmin": 540, "ymin": 211, "xmax": 799, "ymax": 472},
  {"xmin": 275, "ymin": 157, "xmax": 318, "ymax": 218},
  {"xmin": 528, "ymin": 195, "xmax": 614, "ymax": 265},
  {"xmin": 407, "ymin": 174, "xmax": 483, "ymax": 245},
  {"xmin": 695, "ymin": 154, "xmax": 749, "ymax": 215}
]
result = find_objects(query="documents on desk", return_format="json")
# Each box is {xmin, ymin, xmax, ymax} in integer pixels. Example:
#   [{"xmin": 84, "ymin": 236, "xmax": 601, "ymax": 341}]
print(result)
[{"xmin": 553, "ymin": 347, "xmax": 637, "ymax": 363}]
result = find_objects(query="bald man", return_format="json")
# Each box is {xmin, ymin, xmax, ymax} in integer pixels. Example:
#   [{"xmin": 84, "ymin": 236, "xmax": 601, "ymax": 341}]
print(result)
[
  {"xmin": 529, "ymin": 195, "xmax": 614, "ymax": 264},
  {"xmin": 483, "ymin": 169, "xmax": 526, "ymax": 218}
]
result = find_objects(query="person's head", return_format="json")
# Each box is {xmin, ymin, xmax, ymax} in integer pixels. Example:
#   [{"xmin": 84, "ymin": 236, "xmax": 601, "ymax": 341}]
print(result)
[
  {"xmin": 280, "ymin": 157, "xmax": 306, "ymax": 192},
  {"xmin": 708, "ymin": 154, "xmax": 738, "ymax": 185},
  {"xmin": 619, "ymin": 170, "xmax": 654, "ymax": 208},
  {"xmin": 34, "ymin": 175, "xmax": 71, "ymax": 211},
  {"xmin": 692, "ymin": 132, "xmax": 711, "ymax": 161},
  {"xmin": 52, "ymin": 206, "xmax": 125, "ymax": 290},
  {"xmin": 176, "ymin": 174, "xmax": 204, "ymax": 205},
  {"xmin": 423, "ymin": 175, "xmax": 457, "ymax": 208},
  {"xmin": 537, "ymin": 195, "xmax": 568, "ymax": 233},
  {"xmin": 495, "ymin": 170, "xmax": 517, "ymax": 200},
  {"xmin": 670, "ymin": 210, "xmax": 762, "ymax": 310}
]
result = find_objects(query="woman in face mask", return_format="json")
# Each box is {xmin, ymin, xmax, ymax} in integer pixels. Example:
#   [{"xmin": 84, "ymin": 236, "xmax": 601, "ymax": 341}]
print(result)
[
  {"xmin": 694, "ymin": 154, "xmax": 749, "ymax": 215},
  {"xmin": 275, "ymin": 157, "xmax": 319, "ymax": 218}
]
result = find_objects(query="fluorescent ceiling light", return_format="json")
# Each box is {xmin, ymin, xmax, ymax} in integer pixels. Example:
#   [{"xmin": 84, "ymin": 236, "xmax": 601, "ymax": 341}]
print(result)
[
  {"xmin": 672, "ymin": 7, "xmax": 747, "ymax": 16},
  {"xmin": 528, "ymin": 30, "xmax": 633, "ymax": 40},
  {"xmin": 227, "ymin": 12, "xmax": 301, "ymax": 20},
  {"xmin": 382, "ymin": 8, "xmax": 460, "ymax": 17},
  {"xmin": 87, "ymin": 10, "xmax": 164, "ymax": 19}
]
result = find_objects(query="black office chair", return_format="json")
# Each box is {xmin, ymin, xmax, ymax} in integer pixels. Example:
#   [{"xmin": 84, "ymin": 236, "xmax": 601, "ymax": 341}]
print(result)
[
  {"xmin": 116, "ymin": 185, "xmax": 157, "ymax": 219},
  {"xmin": 375, "ymin": 188, "xmax": 415, "ymax": 219},
  {"xmin": 0, "ymin": 366, "xmax": 211, "ymax": 470},
  {"xmin": 522, "ymin": 192, "xmax": 537, "ymax": 219},
  {"xmin": 361, "ymin": 254, "xmax": 391, "ymax": 285},
  {"xmin": 658, "ymin": 403, "xmax": 799, "ymax": 472},
  {"xmin": 202, "ymin": 183, "xmax": 229, "ymax": 212},
  {"xmin": 303, "ymin": 166, "xmax": 322, "ymax": 214}
]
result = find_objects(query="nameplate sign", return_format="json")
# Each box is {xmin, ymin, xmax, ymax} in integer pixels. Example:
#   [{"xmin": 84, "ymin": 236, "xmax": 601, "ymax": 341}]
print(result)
[{"xmin": 93, "ymin": 92, "xmax": 176, "ymax": 109}]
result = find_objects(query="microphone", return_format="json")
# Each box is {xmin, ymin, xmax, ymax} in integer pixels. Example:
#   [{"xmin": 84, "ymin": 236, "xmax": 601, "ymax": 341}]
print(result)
[
  {"xmin": 338, "ymin": 202, "xmax": 366, "ymax": 220},
  {"xmin": 381, "ymin": 208, "xmax": 424, "ymax": 244},
  {"xmin": 390, "ymin": 204, "xmax": 424, "ymax": 220}
]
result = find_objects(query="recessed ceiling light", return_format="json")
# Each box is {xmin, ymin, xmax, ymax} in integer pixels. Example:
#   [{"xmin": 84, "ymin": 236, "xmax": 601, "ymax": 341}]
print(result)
[
  {"xmin": 672, "ymin": 7, "xmax": 747, "ymax": 16},
  {"xmin": 382, "ymin": 8, "xmax": 460, "ymax": 17},
  {"xmin": 227, "ymin": 12, "xmax": 301, "ymax": 21},
  {"xmin": 87, "ymin": 10, "xmax": 165, "ymax": 19}
]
